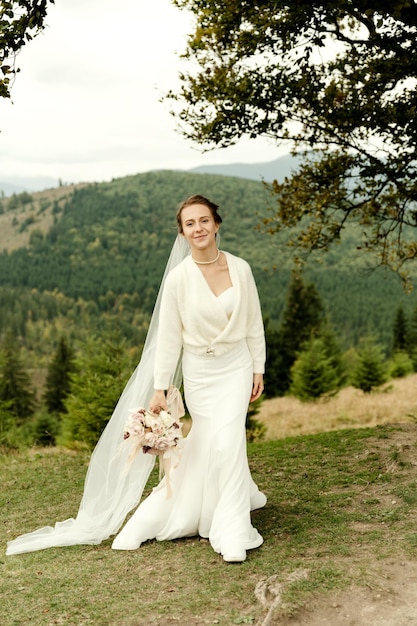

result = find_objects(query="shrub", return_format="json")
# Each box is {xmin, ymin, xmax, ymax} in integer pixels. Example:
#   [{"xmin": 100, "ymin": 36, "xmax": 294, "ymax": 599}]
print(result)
[
  {"xmin": 29, "ymin": 412, "xmax": 61, "ymax": 446},
  {"xmin": 352, "ymin": 337, "xmax": 387, "ymax": 393},
  {"xmin": 389, "ymin": 351, "xmax": 414, "ymax": 379}
]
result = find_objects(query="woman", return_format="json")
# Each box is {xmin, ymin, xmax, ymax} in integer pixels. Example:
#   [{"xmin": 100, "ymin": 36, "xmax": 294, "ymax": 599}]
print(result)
[
  {"xmin": 112, "ymin": 194, "xmax": 267, "ymax": 562},
  {"xmin": 6, "ymin": 194, "xmax": 266, "ymax": 561}
]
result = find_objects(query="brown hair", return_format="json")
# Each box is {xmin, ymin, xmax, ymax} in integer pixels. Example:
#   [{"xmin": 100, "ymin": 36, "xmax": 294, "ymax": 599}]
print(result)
[{"xmin": 176, "ymin": 194, "xmax": 223, "ymax": 233}]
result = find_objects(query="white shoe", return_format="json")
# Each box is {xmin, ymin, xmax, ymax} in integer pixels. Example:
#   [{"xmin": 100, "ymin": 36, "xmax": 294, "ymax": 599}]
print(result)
[{"xmin": 223, "ymin": 550, "xmax": 246, "ymax": 563}]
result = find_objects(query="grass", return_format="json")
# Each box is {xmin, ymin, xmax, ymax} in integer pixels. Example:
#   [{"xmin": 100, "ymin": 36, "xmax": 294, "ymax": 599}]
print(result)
[
  {"xmin": 2, "ymin": 418, "xmax": 417, "ymax": 625},
  {"xmin": 258, "ymin": 374, "xmax": 417, "ymax": 440}
]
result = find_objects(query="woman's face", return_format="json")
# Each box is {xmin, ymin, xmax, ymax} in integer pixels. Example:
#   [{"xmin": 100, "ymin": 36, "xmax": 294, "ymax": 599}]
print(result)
[{"xmin": 180, "ymin": 203, "xmax": 219, "ymax": 252}]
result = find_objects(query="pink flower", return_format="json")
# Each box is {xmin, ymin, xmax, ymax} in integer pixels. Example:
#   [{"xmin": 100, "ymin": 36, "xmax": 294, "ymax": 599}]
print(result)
[
  {"xmin": 125, "ymin": 414, "xmax": 145, "ymax": 437},
  {"xmin": 153, "ymin": 438, "xmax": 170, "ymax": 452},
  {"xmin": 143, "ymin": 431, "xmax": 158, "ymax": 448}
]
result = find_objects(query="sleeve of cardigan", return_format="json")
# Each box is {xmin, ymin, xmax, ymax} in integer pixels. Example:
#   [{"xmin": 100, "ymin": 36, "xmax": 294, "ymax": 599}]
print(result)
[
  {"xmin": 153, "ymin": 272, "xmax": 183, "ymax": 390},
  {"xmin": 245, "ymin": 266, "xmax": 266, "ymax": 374}
]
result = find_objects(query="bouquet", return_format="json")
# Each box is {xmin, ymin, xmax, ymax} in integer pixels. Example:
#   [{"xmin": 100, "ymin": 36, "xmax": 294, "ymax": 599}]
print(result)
[
  {"xmin": 123, "ymin": 406, "xmax": 183, "ymax": 456},
  {"xmin": 121, "ymin": 387, "xmax": 185, "ymax": 498}
]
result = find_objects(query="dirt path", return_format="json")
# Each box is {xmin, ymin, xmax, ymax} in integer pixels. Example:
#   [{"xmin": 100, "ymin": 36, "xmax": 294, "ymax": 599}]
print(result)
[{"xmin": 272, "ymin": 561, "xmax": 417, "ymax": 625}]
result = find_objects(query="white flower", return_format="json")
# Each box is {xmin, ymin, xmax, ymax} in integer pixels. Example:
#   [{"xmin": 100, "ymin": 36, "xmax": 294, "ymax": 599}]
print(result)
[
  {"xmin": 159, "ymin": 410, "xmax": 175, "ymax": 429},
  {"xmin": 149, "ymin": 418, "xmax": 165, "ymax": 436}
]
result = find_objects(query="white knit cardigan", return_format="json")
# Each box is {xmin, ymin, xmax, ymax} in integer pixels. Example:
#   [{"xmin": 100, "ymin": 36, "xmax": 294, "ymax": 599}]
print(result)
[{"xmin": 154, "ymin": 251, "xmax": 266, "ymax": 390}]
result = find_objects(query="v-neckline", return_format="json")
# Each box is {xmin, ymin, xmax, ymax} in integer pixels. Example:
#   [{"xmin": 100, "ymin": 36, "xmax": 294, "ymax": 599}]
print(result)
[
  {"xmin": 216, "ymin": 286, "xmax": 234, "ymax": 298},
  {"xmin": 190, "ymin": 252, "xmax": 233, "ymax": 298}
]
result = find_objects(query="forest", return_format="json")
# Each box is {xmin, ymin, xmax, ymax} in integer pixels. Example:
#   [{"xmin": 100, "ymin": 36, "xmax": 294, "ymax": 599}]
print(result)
[
  {"xmin": 1, "ymin": 170, "xmax": 415, "ymax": 347},
  {"xmin": 1, "ymin": 170, "xmax": 416, "ymax": 447}
]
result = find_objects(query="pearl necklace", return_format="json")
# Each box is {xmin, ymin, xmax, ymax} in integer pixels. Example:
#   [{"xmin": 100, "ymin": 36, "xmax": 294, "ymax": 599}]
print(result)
[{"xmin": 192, "ymin": 249, "xmax": 221, "ymax": 265}]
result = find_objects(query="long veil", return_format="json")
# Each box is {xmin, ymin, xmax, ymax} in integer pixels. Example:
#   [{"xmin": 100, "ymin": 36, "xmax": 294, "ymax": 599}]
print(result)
[{"xmin": 6, "ymin": 234, "xmax": 190, "ymax": 555}]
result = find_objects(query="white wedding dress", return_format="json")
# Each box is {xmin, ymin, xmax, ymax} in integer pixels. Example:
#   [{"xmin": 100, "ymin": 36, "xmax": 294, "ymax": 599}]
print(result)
[{"xmin": 112, "ymin": 288, "xmax": 266, "ymax": 557}]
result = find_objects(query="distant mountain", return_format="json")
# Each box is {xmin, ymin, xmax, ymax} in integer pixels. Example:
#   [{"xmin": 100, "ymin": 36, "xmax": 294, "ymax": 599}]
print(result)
[
  {"xmin": 0, "ymin": 156, "xmax": 299, "ymax": 198},
  {"xmin": 0, "ymin": 176, "xmax": 59, "ymax": 197},
  {"xmin": 0, "ymin": 181, "xmax": 29, "ymax": 196},
  {"xmin": 188, "ymin": 154, "xmax": 302, "ymax": 182}
]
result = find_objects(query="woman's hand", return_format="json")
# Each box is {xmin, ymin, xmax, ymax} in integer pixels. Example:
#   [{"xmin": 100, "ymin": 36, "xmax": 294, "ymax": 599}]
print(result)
[
  {"xmin": 250, "ymin": 373, "xmax": 264, "ymax": 403},
  {"xmin": 149, "ymin": 389, "xmax": 168, "ymax": 414}
]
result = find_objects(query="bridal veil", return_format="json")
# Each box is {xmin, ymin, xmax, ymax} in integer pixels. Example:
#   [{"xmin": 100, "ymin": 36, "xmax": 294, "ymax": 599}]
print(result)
[{"xmin": 6, "ymin": 234, "xmax": 190, "ymax": 555}]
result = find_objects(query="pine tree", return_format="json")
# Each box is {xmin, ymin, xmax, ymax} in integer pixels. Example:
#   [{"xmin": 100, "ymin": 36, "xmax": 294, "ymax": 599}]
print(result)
[
  {"xmin": 0, "ymin": 336, "xmax": 36, "ymax": 421},
  {"xmin": 289, "ymin": 337, "xmax": 340, "ymax": 401},
  {"xmin": 59, "ymin": 332, "xmax": 133, "ymax": 448},
  {"xmin": 245, "ymin": 396, "xmax": 266, "ymax": 443},
  {"xmin": 43, "ymin": 337, "xmax": 76, "ymax": 414},
  {"xmin": 0, "ymin": 399, "xmax": 15, "ymax": 445},
  {"xmin": 406, "ymin": 304, "xmax": 417, "ymax": 371},
  {"xmin": 265, "ymin": 272, "xmax": 324, "ymax": 397},
  {"xmin": 263, "ymin": 321, "xmax": 282, "ymax": 398},
  {"xmin": 352, "ymin": 337, "xmax": 387, "ymax": 393},
  {"xmin": 319, "ymin": 321, "xmax": 347, "ymax": 388},
  {"xmin": 392, "ymin": 305, "xmax": 408, "ymax": 353}
]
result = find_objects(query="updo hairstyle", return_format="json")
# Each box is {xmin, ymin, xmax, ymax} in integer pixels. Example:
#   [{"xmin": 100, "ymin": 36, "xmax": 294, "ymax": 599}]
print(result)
[{"xmin": 176, "ymin": 195, "xmax": 223, "ymax": 233}]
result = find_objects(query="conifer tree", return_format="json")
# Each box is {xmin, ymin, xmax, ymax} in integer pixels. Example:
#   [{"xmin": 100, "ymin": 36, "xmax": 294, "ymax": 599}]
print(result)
[
  {"xmin": 392, "ymin": 306, "xmax": 408, "ymax": 354},
  {"xmin": 59, "ymin": 332, "xmax": 133, "ymax": 448},
  {"xmin": 43, "ymin": 336, "xmax": 76, "ymax": 414},
  {"xmin": 0, "ymin": 335, "xmax": 36, "ymax": 421},
  {"xmin": 319, "ymin": 322, "xmax": 347, "ymax": 388},
  {"xmin": 263, "ymin": 321, "xmax": 281, "ymax": 398},
  {"xmin": 245, "ymin": 396, "xmax": 266, "ymax": 443},
  {"xmin": 0, "ymin": 399, "xmax": 15, "ymax": 445},
  {"xmin": 352, "ymin": 338, "xmax": 387, "ymax": 393},
  {"xmin": 406, "ymin": 305, "xmax": 417, "ymax": 371},
  {"xmin": 265, "ymin": 272, "xmax": 324, "ymax": 397},
  {"xmin": 289, "ymin": 337, "xmax": 340, "ymax": 401}
]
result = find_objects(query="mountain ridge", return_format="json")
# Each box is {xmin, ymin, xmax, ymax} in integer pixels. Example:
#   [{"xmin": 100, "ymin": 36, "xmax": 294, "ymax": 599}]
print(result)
[
  {"xmin": 0, "ymin": 175, "xmax": 61, "ymax": 197},
  {"xmin": 187, "ymin": 154, "xmax": 301, "ymax": 182},
  {"xmin": 0, "ymin": 154, "xmax": 298, "ymax": 197}
]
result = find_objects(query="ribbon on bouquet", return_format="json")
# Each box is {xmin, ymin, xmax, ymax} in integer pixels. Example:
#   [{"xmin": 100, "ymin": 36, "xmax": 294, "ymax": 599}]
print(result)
[
  {"xmin": 159, "ymin": 385, "xmax": 186, "ymax": 499},
  {"xmin": 166, "ymin": 385, "xmax": 185, "ymax": 421}
]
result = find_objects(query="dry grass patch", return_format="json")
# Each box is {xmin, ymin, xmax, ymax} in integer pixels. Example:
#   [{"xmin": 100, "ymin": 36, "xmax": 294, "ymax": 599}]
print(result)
[
  {"xmin": 258, "ymin": 374, "xmax": 417, "ymax": 440},
  {"xmin": 0, "ymin": 184, "xmax": 87, "ymax": 252}
]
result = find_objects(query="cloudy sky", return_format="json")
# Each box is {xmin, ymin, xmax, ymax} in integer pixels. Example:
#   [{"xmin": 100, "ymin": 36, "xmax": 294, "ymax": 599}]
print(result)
[{"xmin": 0, "ymin": 0, "xmax": 285, "ymax": 188}]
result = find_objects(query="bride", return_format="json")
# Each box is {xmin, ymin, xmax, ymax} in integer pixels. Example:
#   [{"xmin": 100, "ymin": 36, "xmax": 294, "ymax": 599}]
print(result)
[{"xmin": 6, "ymin": 194, "xmax": 267, "ymax": 563}]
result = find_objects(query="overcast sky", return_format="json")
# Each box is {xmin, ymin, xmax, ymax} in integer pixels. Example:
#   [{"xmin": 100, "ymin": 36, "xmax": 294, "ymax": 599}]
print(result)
[{"xmin": 0, "ymin": 0, "xmax": 286, "ymax": 187}]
